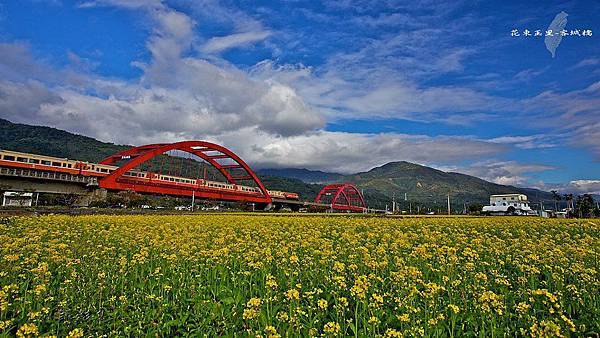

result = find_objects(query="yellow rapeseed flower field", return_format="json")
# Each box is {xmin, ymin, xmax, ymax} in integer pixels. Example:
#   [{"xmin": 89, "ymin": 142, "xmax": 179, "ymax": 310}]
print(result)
[{"xmin": 0, "ymin": 215, "xmax": 598, "ymax": 337}]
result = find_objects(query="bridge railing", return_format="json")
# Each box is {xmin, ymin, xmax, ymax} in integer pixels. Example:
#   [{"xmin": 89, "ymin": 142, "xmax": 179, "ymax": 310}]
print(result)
[{"xmin": 0, "ymin": 167, "xmax": 98, "ymax": 186}]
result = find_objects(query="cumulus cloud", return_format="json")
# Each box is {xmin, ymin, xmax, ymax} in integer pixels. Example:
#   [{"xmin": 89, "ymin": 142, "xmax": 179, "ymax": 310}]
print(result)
[{"xmin": 0, "ymin": 4, "xmax": 324, "ymax": 141}]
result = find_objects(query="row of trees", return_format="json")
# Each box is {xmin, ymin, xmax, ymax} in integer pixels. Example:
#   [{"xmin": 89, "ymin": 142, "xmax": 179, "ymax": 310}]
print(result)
[
  {"xmin": 551, "ymin": 191, "xmax": 599, "ymax": 218},
  {"xmin": 88, "ymin": 191, "xmax": 236, "ymax": 210}
]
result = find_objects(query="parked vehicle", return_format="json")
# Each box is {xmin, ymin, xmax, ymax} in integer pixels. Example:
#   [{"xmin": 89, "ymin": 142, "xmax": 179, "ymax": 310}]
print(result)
[{"xmin": 482, "ymin": 194, "xmax": 536, "ymax": 215}]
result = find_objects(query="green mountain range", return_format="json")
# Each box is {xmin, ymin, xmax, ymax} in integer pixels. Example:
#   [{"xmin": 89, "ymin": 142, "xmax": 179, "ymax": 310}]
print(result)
[{"xmin": 0, "ymin": 118, "xmax": 555, "ymax": 210}]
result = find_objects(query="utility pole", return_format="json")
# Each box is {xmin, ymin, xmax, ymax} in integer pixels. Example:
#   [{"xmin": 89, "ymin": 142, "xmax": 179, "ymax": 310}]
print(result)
[
  {"xmin": 392, "ymin": 192, "xmax": 396, "ymax": 214},
  {"xmin": 447, "ymin": 194, "xmax": 451, "ymax": 215},
  {"xmin": 404, "ymin": 192, "xmax": 407, "ymax": 201},
  {"xmin": 191, "ymin": 191, "xmax": 195, "ymax": 210},
  {"xmin": 409, "ymin": 202, "xmax": 412, "ymax": 214}
]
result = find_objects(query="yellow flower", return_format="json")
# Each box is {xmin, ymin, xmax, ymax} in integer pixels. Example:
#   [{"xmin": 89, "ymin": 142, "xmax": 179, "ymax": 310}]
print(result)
[
  {"xmin": 276, "ymin": 311, "xmax": 289, "ymax": 322},
  {"xmin": 371, "ymin": 293, "xmax": 384, "ymax": 307},
  {"xmin": 333, "ymin": 261, "xmax": 345, "ymax": 273},
  {"xmin": 448, "ymin": 304, "xmax": 460, "ymax": 314},
  {"xmin": 247, "ymin": 297, "xmax": 262, "ymax": 308},
  {"xmin": 0, "ymin": 319, "xmax": 13, "ymax": 331},
  {"xmin": 243, "ymin": 297, "xmax": 262, "ymax": 320},
  {"xmin": 385, "ymin": 328, "xmax": 403, "ymax": 337},
  {"xmin": 529, "ymin": 320, "xmax": 562, "ymax": 337},
  {"xmin": 397, "ymin": 313, "xmax": 410, "ymax": 322},
  {"xmin": 243, "ymin": 308, "xmax": 259, "ymax": 320},
  {"xmin": 516, "ymin": 302, "xmax": 530, "ymax": 314},
  {"xmin": 285, "ymin": 289, "xmax": 299, "ymax": 301},
  {"xmin": 317, "ymin": 299, "xmax": 328, "ymax": 310},
  {"xmin": 266, "ymin": 274, "xmax": 278, "ymax": 290},
  {"xmin": 264, "ymin": 325, "xmax": 280, "ymax": 338},
  {"xmin": 368, "ymin": 316, "xmax": 380, "ymax": 325},
  {"xmin": 16, "ymin": 323, "xmax": 39, "ymax": 338},
  {"xmin": 323, "ymin": 321, "xmax": 341, "ymax": 334},
  {"xmin": 66, "ymin": 328, "xmax": 84, "ymax": 338},
  {"xmin": 350, "ymin": 275, "xmax": 369, "ymax": 299}
]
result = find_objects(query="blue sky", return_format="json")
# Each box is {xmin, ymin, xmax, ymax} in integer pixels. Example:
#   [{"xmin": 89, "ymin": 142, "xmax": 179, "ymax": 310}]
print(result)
[{"xmin": 0, "ymin": 0, "xmax": 598, "ymax": 193}]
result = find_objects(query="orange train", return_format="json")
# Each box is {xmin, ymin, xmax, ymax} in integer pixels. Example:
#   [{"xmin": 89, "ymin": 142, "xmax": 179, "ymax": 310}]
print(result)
[{"xmin": 0, "ymin": 149, "xmax": 299, "ymax": 200}]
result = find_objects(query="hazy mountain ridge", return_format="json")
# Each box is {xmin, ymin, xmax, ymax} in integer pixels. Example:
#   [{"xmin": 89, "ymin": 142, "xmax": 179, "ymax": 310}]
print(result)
[{"xmin": 256, "ymin": 168, "xmax": 344, "ymax": 183}]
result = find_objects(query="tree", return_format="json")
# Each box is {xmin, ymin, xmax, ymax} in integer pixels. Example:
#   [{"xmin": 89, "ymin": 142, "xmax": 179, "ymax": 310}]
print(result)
[
  {"xmin": 467, "ymin": 202, "xmax": 483, "ymax": 214},
  {"xmin": 575, "ymin": 194, "xmax": 595, "ymax": 218},
  {"xmin": 563, "ymin": 193, "xmax": 574, "ymax": 210},
  {"xmin": 551, "ymin": 190, "xmax": 561, "ymax": 210},
  {"xmin": 593, "ymin": 205, "xmax": 600, "ymax": 218}
]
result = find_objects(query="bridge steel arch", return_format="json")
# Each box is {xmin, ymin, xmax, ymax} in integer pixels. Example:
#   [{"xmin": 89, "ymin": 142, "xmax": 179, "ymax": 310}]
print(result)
[
  {"xmin": 314, "ymin": 183, "xmax": 366, "ymax": 212},
  {"xmin": 98, "ymin": 141, "xmax": 272, "ymax": 204}
]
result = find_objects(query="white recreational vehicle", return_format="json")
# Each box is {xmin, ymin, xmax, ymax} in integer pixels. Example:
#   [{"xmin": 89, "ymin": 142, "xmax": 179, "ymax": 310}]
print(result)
[{"xmin": 482, "ymin": 194, "xmax": 536, "ymax": 215}]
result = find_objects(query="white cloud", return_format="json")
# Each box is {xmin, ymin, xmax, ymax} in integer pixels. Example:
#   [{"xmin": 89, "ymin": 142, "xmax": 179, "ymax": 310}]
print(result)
[
  {"xmin": 215, "ymin": 129, "xmax": 506, "ymax": 174},
  {"xmin": 522, "ymin": 81, "xmax": 600, "ymax": 157},
  {"xmin": 571, "ymin": 57, "xmax": 599, "ymax": 69},
  {"xmin": 250, "ymin": 60, "xmax": 510, "ymax": 124},
  {"xmin": 566, "ymin": 180, "xmax": 600, "ymax": 195},
  {"xmin": 533, "ymin": 180, "xmax": 600, "ymax": 195},
  {"xmin": 488, "ymin": 135, "xmax": 558, "ymax": 149},
  {"xmin": 440, "ymin": 160, "xmax": 555, "ymax": 186},
  {"xmin": 202, "ymin": 31, "xmax": 272, "ymax": 54},
  {"xmin": 77, "ymin": 0, "xmax": 162, "ymax": 9}
]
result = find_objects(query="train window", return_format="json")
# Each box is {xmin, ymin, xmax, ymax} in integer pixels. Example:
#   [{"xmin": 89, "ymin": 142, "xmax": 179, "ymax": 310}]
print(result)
[
  {"xmin": 41, "ymin": 160, "xmax": 51, "ymax": 165},
  {"xmin": 29, "ymin": 159, "xmax": 40, "ymax": 164},
  {"xmin": 100, "ymin": 168, "xmax": 108, "ymax": 173},
  {"xmin": 17, "ymin": 157, "xmax": 28, "ymax": 162},
  {"xmin": 4, "ymin": 155, "xmax": 15, "ymax": 161},
  {"xmin": 52, "ymin": 162, "xmax": 61, "ymax": 166},
  {"xmin": 68, "ymin": 164, "xmax": 72, "ymax": 168}
]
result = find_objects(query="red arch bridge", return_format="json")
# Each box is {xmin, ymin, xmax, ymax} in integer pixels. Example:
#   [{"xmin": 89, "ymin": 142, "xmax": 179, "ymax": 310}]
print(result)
[{"xmin": 0, "ymin": 141, "xmax": 370, "ymax": 212}]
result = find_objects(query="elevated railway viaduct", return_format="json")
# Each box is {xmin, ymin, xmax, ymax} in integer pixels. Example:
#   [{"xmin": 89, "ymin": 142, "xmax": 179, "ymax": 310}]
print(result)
[{"xmin": 0, "ymin": 141, "xmax": 369, "ymax": 212}]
